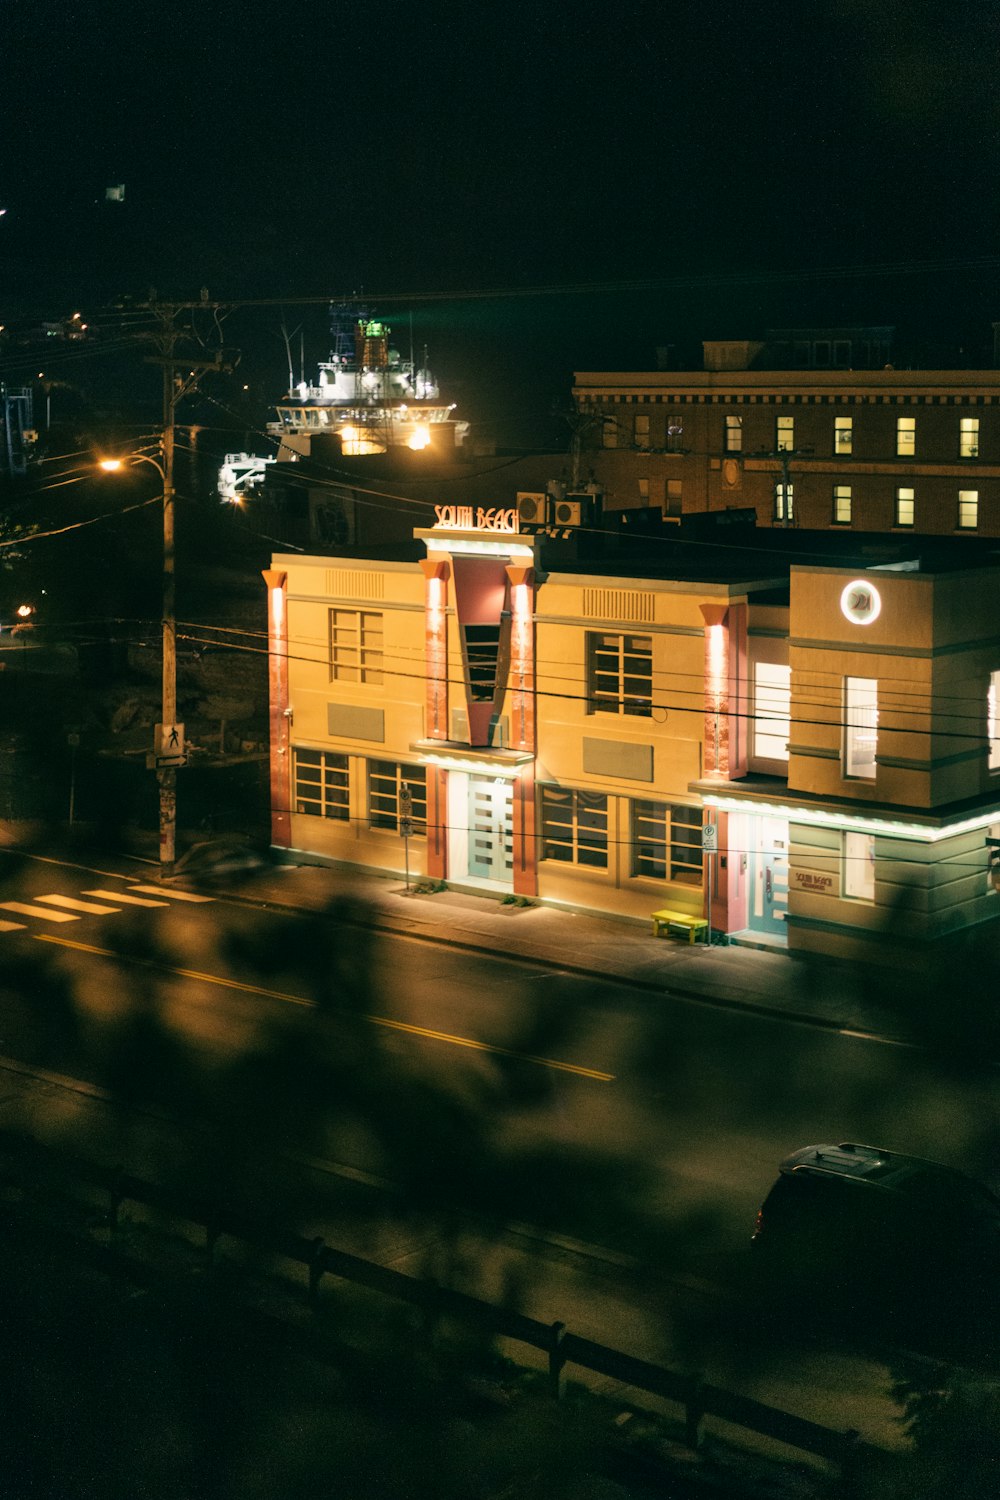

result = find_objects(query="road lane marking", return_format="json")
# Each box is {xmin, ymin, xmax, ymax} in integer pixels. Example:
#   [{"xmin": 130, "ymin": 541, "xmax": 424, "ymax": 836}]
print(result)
[
  {"xmin": 83, "ymin": 890, "xmax": 170, "ymax": 907},
  {"xmin": 0, "ymin": 902, "xmax": 79, "ymax": 922},
  {"xmin": 129, "ymin": 885, "xmax": 215, "ymax": 902},
  {"xmin": 32, "ymin": 935, "xmax": 615, "ymax": 1083},
  {"xmin": 35, "ymin": 895, "xmax": 122, "ymax": 915}
]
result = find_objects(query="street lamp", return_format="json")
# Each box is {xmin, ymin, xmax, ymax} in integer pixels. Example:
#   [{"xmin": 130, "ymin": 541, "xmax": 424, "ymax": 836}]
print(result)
[{"xmin": 99, "ymin": 453, "xmax": 179, "ymax": 878}]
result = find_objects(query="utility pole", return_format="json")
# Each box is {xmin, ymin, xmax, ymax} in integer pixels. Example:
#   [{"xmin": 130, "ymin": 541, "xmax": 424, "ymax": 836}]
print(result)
[{"xmin": 143, "ymin": 305, "xmax": 222, "ymax": 877}]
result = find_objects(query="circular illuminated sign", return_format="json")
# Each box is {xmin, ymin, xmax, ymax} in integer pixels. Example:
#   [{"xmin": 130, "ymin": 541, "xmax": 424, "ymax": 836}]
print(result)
[{"xmin": 840, "ymin": 579, "xmax": 882, "ymax": 626}]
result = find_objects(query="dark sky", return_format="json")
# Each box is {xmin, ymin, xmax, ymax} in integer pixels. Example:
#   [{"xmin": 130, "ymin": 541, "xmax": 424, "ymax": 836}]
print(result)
[{"xmin": 4, "ymin": 0, "xmax": 1000, "ymax": 434}]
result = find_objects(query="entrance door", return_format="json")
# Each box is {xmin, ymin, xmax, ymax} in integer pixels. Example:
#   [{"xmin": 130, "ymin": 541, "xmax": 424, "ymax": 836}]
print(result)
[
  {"xmin": 468, "ymin": 777, "xmax": 513, "ymax": 885},
  {"xmin": 749, "ymin": 818, "xmax": 788, "ymax": 938}
]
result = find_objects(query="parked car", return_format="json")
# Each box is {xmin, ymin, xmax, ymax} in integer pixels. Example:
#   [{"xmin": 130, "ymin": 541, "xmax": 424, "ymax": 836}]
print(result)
[{"xmin": 752, "ymin": 1142, "xmax": 1000, "ymax": 1357}]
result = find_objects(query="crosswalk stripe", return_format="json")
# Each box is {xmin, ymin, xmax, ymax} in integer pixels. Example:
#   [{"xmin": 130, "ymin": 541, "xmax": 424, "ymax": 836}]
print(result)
[
  {"xmin": 83, "ymin": 889, "xmax": 169, "ymax": 908},
  {"xmin": 129, "ymin": 885, "xmax": 214, "ymax": 903},
  {"xmin": 35, "ymin": 895, "xmax": 122, "ymax": 915},
  {"xmin": 0, "ymin": 920, "xmax": 25, "ymax": 932},
  {"xmin": 0, "ymin": 902, "xmax": 79, "ymax": 922}
]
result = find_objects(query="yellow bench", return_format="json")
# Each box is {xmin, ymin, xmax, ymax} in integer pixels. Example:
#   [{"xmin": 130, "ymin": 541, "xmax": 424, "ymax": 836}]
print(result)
[{"xmin": 651, "ymin": 909, "xmax": 709, "ymax": 944}]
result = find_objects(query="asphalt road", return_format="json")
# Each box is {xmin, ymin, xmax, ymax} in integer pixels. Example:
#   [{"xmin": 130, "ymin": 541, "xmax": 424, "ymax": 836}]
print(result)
[{"xmin": 0, "ymin": 846, "xmax": 995, "ymax": 1457}]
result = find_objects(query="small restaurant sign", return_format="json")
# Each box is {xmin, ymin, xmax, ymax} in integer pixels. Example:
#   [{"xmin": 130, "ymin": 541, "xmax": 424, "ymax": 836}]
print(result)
[
  {"xmin": 433, "ymin": 505, "xmax": 520, "ymax": 533},
  {"xmin": 792, "ymin": 870, "xmax": 836, "ymax": 895}
]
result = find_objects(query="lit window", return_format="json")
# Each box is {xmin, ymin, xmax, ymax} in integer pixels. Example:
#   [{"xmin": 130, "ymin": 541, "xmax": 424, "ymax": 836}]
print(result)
[
  {"xmin": 834, "ymin": 416, "xmax": 853, "ymax": 454},
  {"xmin": 844, "ymin": 677, "xmax": 878, "ymax": 780},
  {"xmin": 895, "ymin": 487, "xmax": 914, "ymax": 527},
  {"xmin": 330, "ymin": 609, "xmax": 383, "ymax": 683},
  {"xmin": 368, "ymin": 761, "xmax": 426, "ymax": 834},
  {"xmin": 989, "ymin": 670, "xmax": 1000, "ymax": 771},
  {"xmin": 540, "ymin": 786, "xmax": 608, "ymax": 868},
  {"xmin": 634, "ymin": 414, "xmax": 650, "ymax": 449},
  {"xmin": 833, "ymin": 484, "xmax": 852, "ymax": 524},
  {"xmin": 775, "ymin": 483, "xmax": 794, "ymax": 522},
  {"xmin": 588, "ymin": 632, "xmax": 653, "ymax": 716},
  {"xmin": 632, "ymin": 801, "xmax": 703, "ymax": 885},
  {"xmin": 753, "ymin": 662, "xmax": 791, "ymax": 761},
  {"xmin": 294, "ymin": 748, "xmax": 349, "ymax": 820},
  {"xmin": 960, "ymin": 417, "xmax": 980, "ymax": 458},
  {"xmin": 724, "ymin": 415, "xmax": 742, "ymax": 452},
  {"xmin": 958, "ymin": 489, "xmax": 979, "ymax": 529},
  {"xmin": 897, "ymin": 416, "xmax": 916, "ymax": 456},
  {"xmin": 665, "ymin": 478, "xmax": 682, "ymax": 518},
  {"xmin": 843, "ymin": 831, "xmax": 875, "ymax": 901},
  {"xmin": 776, "ymin": 415, "xmax": 794, "ymax": 452}
]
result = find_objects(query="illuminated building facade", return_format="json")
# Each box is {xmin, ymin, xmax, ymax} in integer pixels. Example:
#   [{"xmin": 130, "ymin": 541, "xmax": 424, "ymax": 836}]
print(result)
[
  {"xmin": 263, "ymin": 520, "xmax": 1000, "ymax": 961},
  {"xmin": 574, "ymin": 331, "xmax": 1000, "ymax": 537}
]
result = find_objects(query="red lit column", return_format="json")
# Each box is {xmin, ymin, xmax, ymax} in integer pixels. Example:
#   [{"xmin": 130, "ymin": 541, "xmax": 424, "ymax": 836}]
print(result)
[
  {"xmin": 506, "ymin": 564, "xmax": 537, "ymax": 896},
  {"xmin": 420, "ymin": 556, "xmax": 450, "ymax": 740},
  {"xmin": 262, "ymin": 569, "xmax": 290, "ymax": 848}
]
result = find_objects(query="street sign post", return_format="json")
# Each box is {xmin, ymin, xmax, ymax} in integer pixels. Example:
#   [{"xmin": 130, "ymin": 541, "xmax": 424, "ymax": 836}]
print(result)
[
  {"xmin": 154, "ymin": 722, "xmax": 186, "ymax": 766},
  {"xmin": 400, "ymin": 782, "xmax": 414, "ymax": 892}
]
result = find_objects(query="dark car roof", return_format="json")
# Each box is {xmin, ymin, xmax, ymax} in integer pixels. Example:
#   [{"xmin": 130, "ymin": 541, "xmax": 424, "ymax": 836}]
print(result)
[{"xmin": 778, "ymin": 1142, "xmax": 1000, "ymax": 1213}]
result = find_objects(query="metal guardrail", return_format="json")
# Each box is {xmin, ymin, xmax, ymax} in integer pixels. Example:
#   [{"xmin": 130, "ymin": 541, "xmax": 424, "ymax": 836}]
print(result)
[{"xmin": 1, "ymin": 1135, "xmax": 872, "ymax": 1471}]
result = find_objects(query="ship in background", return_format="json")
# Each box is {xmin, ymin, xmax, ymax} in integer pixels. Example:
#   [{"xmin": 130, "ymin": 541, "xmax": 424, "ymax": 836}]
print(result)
[{"xmin": 268, "ymin": 301, "xmax": 468, "ymax": 460}]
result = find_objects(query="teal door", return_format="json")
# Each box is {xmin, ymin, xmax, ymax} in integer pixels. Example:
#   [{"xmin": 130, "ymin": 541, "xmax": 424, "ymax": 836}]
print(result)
[
  {"xmin": 468, "ymin": 777, "xmax": 513, "ymax": 884},
  {"xmin": 749, "ymin": 819, "xmax": 788, "ymax": 938}
]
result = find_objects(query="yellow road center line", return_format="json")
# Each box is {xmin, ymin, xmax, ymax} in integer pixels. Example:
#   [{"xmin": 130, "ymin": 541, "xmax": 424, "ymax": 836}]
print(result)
[{"xmin": 32, "ymin": 934, "xmax": 614, "ymax": 1083}]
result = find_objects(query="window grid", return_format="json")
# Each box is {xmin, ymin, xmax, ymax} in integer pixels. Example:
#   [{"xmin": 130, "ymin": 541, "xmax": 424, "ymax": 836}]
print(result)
[
  {"xmin": 834, "ymin": 417, "xmax": 853, "ymax": 455},
  {"xmin": 294, "ymin": 748, "xmax": 350, "ymax": 820},
  {"xmin": 958, "ymin": 489, "xmax": 979, "ymax": 529},
  {"xmin": 989, "ymin": 670, "xmax": 1000, "ymax": 772},
  {"xmin": 960, "ymin": 417, "xmax": 980, "ymax": 459},
  {"xmin": 634, "ymin": 414, "xmax": 650, "ymax": 449},
  {"xmin": 776, "ymin": 416, "xmax": 794, "ymax": 452},
  {"xmin": 330, "ymin": 608, "xmax": 383, "ymax": 684},
  {"xmin": 896, "ymin": 416, "xmax": 916, "ymax": 457},
  {"xmin": 633, "ymin": 800, "xmax": 703, "ymax": 885},
  {"xmin": 895, "ymin": 487, "xmax": 914, "ymax": 527},
  {"xmin": 775, "ymin": 483, "xmax": 794, "ymax": 522},
  {"xmin": 589, "ymin": 632, "xmax": 653, "ymax": 717},
  {"xmin": 368, "ymin": 761, "xmax": 427, "ymax": 834},
  {"xmin": 833, "ymin": 484, "xmax": 852, "ymax": 524},
  {"xmin": 724, "ymin": 415, "xmax": 742, "ymax": 452},
  {"xmin": 540, "ymin": 786, "xmax": 609, "ymax": 868}
]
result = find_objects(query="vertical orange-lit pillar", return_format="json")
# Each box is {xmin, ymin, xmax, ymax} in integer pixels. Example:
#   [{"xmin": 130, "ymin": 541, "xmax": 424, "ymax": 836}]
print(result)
[
  {"xmin": 262, "ymin": 569, "xmax": 290, "ymax": 849},
  {"xmin": 507, "ymin": 564, "xmax": 537, "ymax": 897},
  {"xmin": 698, "ymin": 600, "xmax": 747, "ymax": 934},
  {"xmin": 421, "ymin": 555, "xmax": 451, "ymax": 880}
]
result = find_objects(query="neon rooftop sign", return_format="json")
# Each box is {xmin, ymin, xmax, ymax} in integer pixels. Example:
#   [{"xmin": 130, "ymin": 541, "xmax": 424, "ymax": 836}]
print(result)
[{"xmin": 433, "ymin": 505, "xmax": 520, "ymax": 533}]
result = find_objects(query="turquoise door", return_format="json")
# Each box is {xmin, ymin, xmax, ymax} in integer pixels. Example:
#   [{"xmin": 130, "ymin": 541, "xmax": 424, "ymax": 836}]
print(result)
[
  {"xmin": 467, "ymin": 777, "xmax": 513, "ymax": 884},
  {"xmin": 748, "ymin": 818, "xmax": 789, "ymax": 938}
]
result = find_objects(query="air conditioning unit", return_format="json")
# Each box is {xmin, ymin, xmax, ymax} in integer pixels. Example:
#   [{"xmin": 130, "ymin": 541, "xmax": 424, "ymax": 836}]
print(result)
[
  {"xmin": 451, "ymin": 707, "xmax": 470, "ymax": 743},
  {"xmin": 552, "ymin": 493, "xmax": 590, "ymax": 527},
  {"xmin": 516, "ymin": 491, "xmax": 548, "ymax": 526}
]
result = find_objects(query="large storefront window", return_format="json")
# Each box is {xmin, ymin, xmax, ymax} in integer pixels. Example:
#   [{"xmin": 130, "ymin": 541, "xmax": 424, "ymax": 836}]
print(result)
[
  {"xmin": 588, "ymin": 633, "xmax": 653, "ymax": 717},
  {"xmin": 632, "ymin": 801, "xmax": 703, "ymax": 884},
  {"xmin": 369, "ymin": 761, "xmax": 426, "ymax": 834},
  {"xmin": 294, "ymin": 748, "xmax": 349, "ymax": 819},
  {"xmin": 844, "ymin": 677, "xmax": 878, "ymax": 779},
  {"xmin": 989, "ymin": 670, "xmax": 1000, "ymax": 771},
  {"xmin": 540, "ymin": 786, "xmax": 608, "ymax": 867}
]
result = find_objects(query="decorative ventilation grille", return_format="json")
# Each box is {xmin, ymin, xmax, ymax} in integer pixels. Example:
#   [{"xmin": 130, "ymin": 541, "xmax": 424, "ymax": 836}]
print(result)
[
  {"xmin": 324, "ymin": 570, "xmax": 385, "ymax": 600},
  {"xmin": 582, "ymin": 588, "xmax": 656, "ymax": 623}
]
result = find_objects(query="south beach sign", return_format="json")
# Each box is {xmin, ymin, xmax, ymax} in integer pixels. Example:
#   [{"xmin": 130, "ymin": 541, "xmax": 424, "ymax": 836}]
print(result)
[{"xmin": 433, "ymin": 505, "xmax": 520, "ymax": 533}]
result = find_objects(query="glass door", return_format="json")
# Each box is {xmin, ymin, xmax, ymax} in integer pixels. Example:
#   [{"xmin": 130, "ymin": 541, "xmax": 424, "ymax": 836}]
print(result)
[{"xmin": 467, "ymin": 777, "xmax": 513, "ymax": 885}]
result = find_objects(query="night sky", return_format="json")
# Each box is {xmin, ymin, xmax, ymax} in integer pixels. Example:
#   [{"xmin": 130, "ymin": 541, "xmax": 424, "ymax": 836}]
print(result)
[{"xmin": 4, "ymin": 0, "xmax": 1000, "ymax": 433}]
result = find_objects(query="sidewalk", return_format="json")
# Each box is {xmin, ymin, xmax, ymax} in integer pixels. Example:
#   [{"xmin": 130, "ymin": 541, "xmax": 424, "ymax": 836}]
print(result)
[{"xmin": 237, "ymin": 856, "xmax": 918, "ymax": 1048}]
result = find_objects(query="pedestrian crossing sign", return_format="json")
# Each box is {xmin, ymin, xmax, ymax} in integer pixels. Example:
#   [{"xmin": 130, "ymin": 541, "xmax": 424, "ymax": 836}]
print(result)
[{"xmin": 154, "ymin": 723, "xmax": 185, "ymax": 761}]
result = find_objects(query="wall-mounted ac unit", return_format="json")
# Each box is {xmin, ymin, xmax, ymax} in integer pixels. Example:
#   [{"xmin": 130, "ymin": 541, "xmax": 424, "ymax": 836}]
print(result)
[
  {"xmin": 451, "ymin": 707, "xmax": 470, "ymax": 743},
  {"xmin": 552, "ymin": 493, "xmax": 591, "ymax": 527},
  {"xmin": 516, "ymin": 491, "xmax": 548, "ymax": 526}
]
